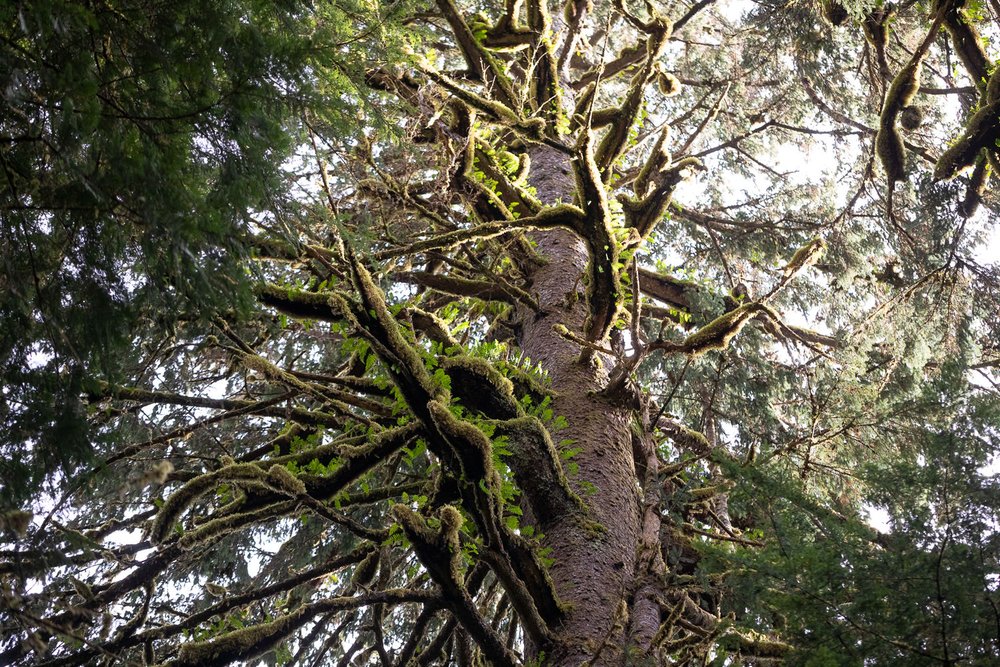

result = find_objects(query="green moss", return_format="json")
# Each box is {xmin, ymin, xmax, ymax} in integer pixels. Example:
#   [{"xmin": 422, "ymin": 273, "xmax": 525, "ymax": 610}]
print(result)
[
  {"xmin": 782, "ymin": 237, "xmax": 826, "ymax": 279},
  {"xmin": 175, "ymin": 607, "xmax": 307, "ymax": 666},
  {"xmin": 151, "ymin": 463, "xmax": 267, "ymax": 544},
  {"xmin": 266, "ymin": 465, "xmax": 306, "ymax": 496},
  {"xmin": 426, "ymin": 399, "xmax": 496, "ymax": 484},
  {"xmin": 934, "ymin": 100, "xmax": 1000, "ymax": 181},
  {"xmin": 681, "ymin": 303, "xmax": 764, "ymax": 356},
  {"xmin": 350, "ymin": 547, "xmax": 380, "ymax": 588},
  {"xmin": 391, "ymin": 504, "xmax": 464, "ymax": 585},
  {"xmin": 442, "ymin": 355, "xmax": 520, "ymax": 419}
]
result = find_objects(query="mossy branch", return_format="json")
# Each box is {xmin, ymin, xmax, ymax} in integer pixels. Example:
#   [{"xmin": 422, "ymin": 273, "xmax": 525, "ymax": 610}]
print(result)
[
  {"xmin": 573, "ymin": 130, "xmax": 623, "ymax": 348},
  {"xmin": 392, "ymin": 505, "xmax": 521, "ymax": 666},
  {"xmin": 441, "ymin": 356, "xmax": 521, "ymax": 420},
  {"xmin": 173, "ymin": 588, "xmax": 438, "ymax": 667},
  {"xmin": 623, "ymin": 157, "xmax": 704, "ymax": 244},
  {"xmin": 933, "ymin": 100, "xmax": 1000, "ymax": 181},
  {"xmin": 373, "ymin": 204, "xmax": 584, "ymax": 261},
  {"xmin": 525, "ymin": 0, "xmax": 563, "ymax": 128},
  {"xmin": 435, "ymin": 0, "xmax": 519, "ymax": 109},
  {"xmin": 594, "ymin": 16, "xmax": 672, "ymax": 176},
  {"xmin": 394, "ymin": 270, "xmax": 541, "ymax": 311},
  {"xmin": 875, "ymin": 16, "xmax": 943, "ymax": 183},
  {"xmin": 493, "ymin": 416, "xmax": 586, "ymax": 527},
  {"xmin": 943, "ymin": 4, "xmax": 990, "ymax": 93},
  {"xmin": 651, "ymin": 302, "xmax": 767, "ymax": 358}
]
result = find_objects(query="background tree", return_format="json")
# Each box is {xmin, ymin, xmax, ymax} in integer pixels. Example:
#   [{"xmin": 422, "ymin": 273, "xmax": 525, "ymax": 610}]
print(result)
[{"xmin": 2, "ymin": 0, "xmax": 999, "ymax": 665}]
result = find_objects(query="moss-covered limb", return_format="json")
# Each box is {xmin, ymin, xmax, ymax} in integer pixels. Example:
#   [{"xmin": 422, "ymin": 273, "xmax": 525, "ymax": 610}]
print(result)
[
  {"xmin": 374, "ymin": 204, "xmax": 583, "ymax": 261},
  {"xmin": 173, "ymin": 499, "xmax": 297, "ymax": 551},
  {"xmin": 344, "ymin": 251, "xmax": 445, "ymax": 420},
  {"xmin": 525, "ymin": 0, "xmax": 562, "ymax": 128},
  {"xmin": 861, "ymin": 7, "xmax": 893, "ymax": 83},
  {"xmin": 960, "ymin": 155, "xmax": 991, "ymax": 218},
  {"xmin": 394, "ymin": 270, "xmax": 541, "ymax": 312},
  {"xmin": 302, "ymin": 422, "xmax": 422, "ymax": 500},
  {"xmin": 406, "ymin": 307, "xmax": 461, "ymax": 348},
  {"xmin": 392, "ymin": 505, "xmax": 465, "ymax": 593},
  {"xmin": 102, "ymin": 386, "xmax": 345, "ymax": 428},
  {"xmin": 441, "ymin": 356, "xmax": 521, "ymax": 419},
  {"xmin": 572, "ymin": 131, "xmax": 623, "ymax": 347},
  {"xmin": 391, "ymin": 506, "xmax": 522, "ymax": 666},
  {"xmin": 933, "ymin": 100, "xmax": 1000, "ymax": 180},
  {"xmin": 556, "ymin": 0, "xmax": 592, "ymax": 75},
  {"xmin": 254, "ymin": 283, "xmax": 341, "ymax": 322},
  {"xmin": 421, "ymin": 68, "xmax": 545, "ymax": 142},
  {"xmin": 636, "ymin": 267, "xmax": 695, "ymax": 311},
  {"xmin": 758, "ymin": 316, "xmax": 840, "ymax": 352},
  {"xmin": 334, "ymin": 481, "xmax": 429, "ymax": 508},
  {"xmin": 656, "ymin": 421, "xmax": 741, "ymax": 473},
  {"xmin": 675, "ymin": 302, "xmax": 766, "ymax": 356},
  {"xmin": 172, "ymin": 588, "xmax": 439, "ymax": 667},
  {"xmin": 594, "ymin": 18, "xmax": 672, "ymax": 176},
  {"xmin": 875, "ymin": 16, "xmax": 943, "ymax": 183},
  {"xmin": 73, "ymin": 546, "xmax": 379, "ymax": 662},
  {"xmin": 723, "ymin": 631, "xmax": 793, "ymax": 660},
  {"xmin": 493, "ymin": 416, "xmax": 586, "ymax": 526},
  {"xmin": 232, "ymin": 352, "xmax": 382, "ymax": 426},
  {"xmin": 150, "ymin": 462, "xmax": 280, "ymax": 543},
  {"xmin": 572, "ymin": 41, "xmax": 645, "ymax": 90},
  {"xmin": 943, "ymin": 5, "xmax": 990, "ymax": 93},
  {"xmin": 988, "ymin": 66, "xmax": 1000, "ymax": 104},
  {"xmin": 624, "ymin": 157, "xmax": 704, "ymax": 244},
  {"xmin": 780, "ymin": 236, "xmax": 826, "ymax": 281},
  {"xmin": 472, "ymin": 143, "xmax": 543, "ymax": 216},
  {"xmin": 634, "ymin": 127, "xmax": 672, "ymax": 198},
  {"xmin": 434, "ymin": 0, "xmax": 518, "ymax": 109},
  {"xmin": 425, "ymin": 399, "xmax": 498, "ymax": 491}
]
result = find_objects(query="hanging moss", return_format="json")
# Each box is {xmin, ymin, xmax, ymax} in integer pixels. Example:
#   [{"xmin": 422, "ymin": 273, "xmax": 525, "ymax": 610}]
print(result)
[
  {"xmin": 876, "ymin": 58, "xmax": 924, "ymax": 182},
  {"xmin": 656, "ymin": 70, "xmax": 681, "ymax": 97},
  {"xmin": 350, "ymin": 547, "xmax": 381, "ymax": 589},
  {"xmin": 899, "ymin": 105, "xmax": 923, "ymax": 131}
]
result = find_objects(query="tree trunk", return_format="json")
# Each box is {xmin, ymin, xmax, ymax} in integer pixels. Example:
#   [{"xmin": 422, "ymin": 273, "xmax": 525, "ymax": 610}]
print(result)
[{"xmin": 515, "ymin": 146, "xmax": 661, "ymax": 665}]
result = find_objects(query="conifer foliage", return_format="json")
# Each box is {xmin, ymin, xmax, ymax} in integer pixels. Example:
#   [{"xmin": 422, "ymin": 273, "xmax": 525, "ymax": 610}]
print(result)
[{"xmin": 2, "ymin": 0, "xmax": 999, "ymax": 665}]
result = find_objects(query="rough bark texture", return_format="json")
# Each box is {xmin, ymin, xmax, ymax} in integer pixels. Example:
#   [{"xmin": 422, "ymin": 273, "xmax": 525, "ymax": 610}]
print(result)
[{"xmin": 515, "ymin": 145, "xmax": 651, "ymax": 664}]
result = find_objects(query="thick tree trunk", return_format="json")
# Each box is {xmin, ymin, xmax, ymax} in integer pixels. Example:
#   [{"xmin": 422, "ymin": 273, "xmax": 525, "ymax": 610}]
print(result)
[{"xmin": 515, "ymin": 146, "xmax": 660, "ymax": 664}]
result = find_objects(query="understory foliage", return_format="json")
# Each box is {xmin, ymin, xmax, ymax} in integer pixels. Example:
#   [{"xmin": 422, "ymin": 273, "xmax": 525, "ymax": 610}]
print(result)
[{"xmin": 2, "ymin": 0, "xmax": 999, "ymax": 665}]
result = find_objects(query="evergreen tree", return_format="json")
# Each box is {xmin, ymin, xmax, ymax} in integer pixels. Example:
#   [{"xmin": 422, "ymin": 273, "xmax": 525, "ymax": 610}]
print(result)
[{"xmin": 2, "ymin": 0, "xmax": 999, "ymax": 665}]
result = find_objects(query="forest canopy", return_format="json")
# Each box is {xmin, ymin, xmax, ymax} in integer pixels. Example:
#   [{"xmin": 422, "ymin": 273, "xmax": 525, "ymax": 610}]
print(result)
[{"xmin": 2, "ymin": 0, "xmax": 999, "ymax": 665}]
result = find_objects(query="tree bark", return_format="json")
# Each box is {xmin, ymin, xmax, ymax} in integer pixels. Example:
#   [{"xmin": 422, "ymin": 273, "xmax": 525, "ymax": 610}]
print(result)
[{"xmin": 515, "ymin": 145, "xmax": 656, "ymax": 664}]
